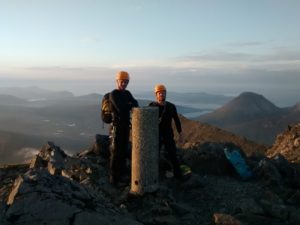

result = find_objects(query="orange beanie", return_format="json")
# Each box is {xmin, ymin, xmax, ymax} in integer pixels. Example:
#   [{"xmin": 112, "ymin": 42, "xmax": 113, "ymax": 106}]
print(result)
[
  {"xmin": 154, "ymin": 84, "xmax": 166, "ymax": 93},
  {"xmin": 116, "ymin": 71, "xmax": 130, "ymax": 80}
]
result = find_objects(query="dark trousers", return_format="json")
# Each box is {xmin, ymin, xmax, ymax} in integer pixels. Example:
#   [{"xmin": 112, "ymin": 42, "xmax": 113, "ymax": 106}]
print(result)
[
  {"xmin": 109, "ymin": 124, "xmax": 130, "ymax": 184},
  {"xmin": 160, "ymin": 135, "xmax": 182, "ymax": 178}
]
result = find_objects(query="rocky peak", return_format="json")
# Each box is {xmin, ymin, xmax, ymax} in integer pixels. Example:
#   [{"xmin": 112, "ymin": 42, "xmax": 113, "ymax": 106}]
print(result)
[
  {"xmin": 291, "ymin": 102, "xmax": 300, "ymax": 113},
  {"xmin": 267, "ymin": 123, "xmax": 300, "ymax": 163},
  {"xmin": 218, "ymin": 92, "xmax": 280, "ymax": 116}
]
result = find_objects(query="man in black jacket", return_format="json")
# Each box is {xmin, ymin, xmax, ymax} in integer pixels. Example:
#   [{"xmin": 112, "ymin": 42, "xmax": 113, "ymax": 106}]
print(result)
[
  {"xmin": 149, "ymin": 84, "xmax": 182, "ymax": 179},
  {"xmin": 109, "ymin": 71, "xmax": 138, "ymax": 186}
]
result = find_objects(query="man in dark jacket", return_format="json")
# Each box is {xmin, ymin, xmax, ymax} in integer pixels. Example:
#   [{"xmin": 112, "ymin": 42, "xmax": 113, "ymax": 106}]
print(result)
[
  {"xmin": 109, "ymin": 71, "xmax": 138, "ymax": 186},
  {"xmin": 149, "ymin": 84, "xmax": 182, "ymax": 179}
]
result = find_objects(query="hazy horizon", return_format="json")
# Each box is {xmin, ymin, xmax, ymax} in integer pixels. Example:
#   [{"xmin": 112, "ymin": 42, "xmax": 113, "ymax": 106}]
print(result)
[{"xmin": 0, "ymin": 77, "xmax": 298, "ymax": 108}]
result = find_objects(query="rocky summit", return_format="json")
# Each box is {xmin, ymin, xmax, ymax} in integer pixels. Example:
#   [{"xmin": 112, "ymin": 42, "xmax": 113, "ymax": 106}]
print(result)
[
  {"xmin": 267, "ymin": 123, "xmax": 300, "ymax": 165},
  {"xmin": 1, "ymin": 123, "xmax": 300, "ymax": 225}
]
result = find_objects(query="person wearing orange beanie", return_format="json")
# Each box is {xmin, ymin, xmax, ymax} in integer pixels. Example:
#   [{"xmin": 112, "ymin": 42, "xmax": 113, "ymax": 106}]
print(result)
[
  {"xmin": 149, "ymin": 84, "xmax": 182, "ymax": 180},
  {"xmin": 108, "ymin": 71, "xmax": 138, "ymax": 186}
]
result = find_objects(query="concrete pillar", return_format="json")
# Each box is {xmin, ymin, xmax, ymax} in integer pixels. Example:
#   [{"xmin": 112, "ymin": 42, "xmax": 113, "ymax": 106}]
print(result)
[{"xmin": 131, "ymin": 107, "xmax": 159, "ymax": 195}]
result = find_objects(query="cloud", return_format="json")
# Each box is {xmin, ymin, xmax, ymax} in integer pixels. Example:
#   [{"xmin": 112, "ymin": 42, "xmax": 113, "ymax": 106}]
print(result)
[
  {"xmin": 172, "ymin": 48, "xmax": 300, "ymax": 72},
  {"xmin": 177, "ymin": 51, "xmax": 254, "ymax": 62},
  {"xmin": 265, "ymin": 48, "xmax": 300, "ymax": 61},
  {"xmin": 26, "ymin": 66, "xmax": 86, "ymax": 72},
  {"xmin": 226, "ymin": 41, "xmax": 271, "ymax": 47}
]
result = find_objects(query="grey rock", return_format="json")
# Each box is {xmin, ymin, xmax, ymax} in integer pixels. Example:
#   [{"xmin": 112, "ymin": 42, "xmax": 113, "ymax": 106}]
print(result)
[
  {"xmin": 287, "ymin": 190, "xmax": 300, "ymax": 206},
  {"xmin": 73, "ymin": 211, "xmax": 142, "ymax": 225},
  {"xmin": 254, "ymin": 158, "xmax": 282, "ymax": 187},
  {"xmin": 236, "ymin": 213, "xmax": 282, "ymax": 225},
  {"xmin": 38, "ymin": 141, "xmax": 67, "ymax": 162},
  {"xmin": 288, "ymin": 206, "xmax": 300, "ymax": 225},
  {"xmin": 181, "ymin": 142, "xmax": 231, "ymax": 176},
  {"xmin": 5, "ymin": 169, "xmax": 139, "ymax": 225},
  {"xmin": 259, "ymin": 199, "xmax": 289, "ymax": 220},
  {"xmin": 178, "ymin": 173, "xmax": 203, "ymax": 190},
  {"xmin": 0, "ymin": 201, "xmax": 9, "ymax": 225},
  {"xmin": 29, "ymin": 155, "xmax": 46, "ymax": 169},
  {"xmin": 236, "ymin": 198, "xmax": 264, "ymax": 215}
]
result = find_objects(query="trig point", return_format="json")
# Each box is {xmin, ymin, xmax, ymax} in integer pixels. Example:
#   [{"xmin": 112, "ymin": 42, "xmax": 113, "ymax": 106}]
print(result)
[{"xmin": 130, "ymin": 107, "xmax": 159, "ymax": 195}]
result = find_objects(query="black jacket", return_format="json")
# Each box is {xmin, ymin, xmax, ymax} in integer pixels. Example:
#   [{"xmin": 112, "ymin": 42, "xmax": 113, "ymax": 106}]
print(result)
[
  {"xmin": 110, "ymin": 89, "xmax": 138, "ymax": 124},
  {"xmin": 149, "ymin": 101, "xmax": 182, "ymax": 137}
]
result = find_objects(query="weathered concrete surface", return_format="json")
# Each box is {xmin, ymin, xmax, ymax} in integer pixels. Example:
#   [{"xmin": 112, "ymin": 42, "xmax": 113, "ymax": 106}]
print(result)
[{"xmin": 131, "ymin": 107, "xmax": 159, "ymax": 195}]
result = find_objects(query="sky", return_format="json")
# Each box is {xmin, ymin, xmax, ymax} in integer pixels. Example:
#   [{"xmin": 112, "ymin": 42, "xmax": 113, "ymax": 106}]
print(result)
[{"xmin": 0, "ymin": 0, "xmax": 300, "ymax": 106}]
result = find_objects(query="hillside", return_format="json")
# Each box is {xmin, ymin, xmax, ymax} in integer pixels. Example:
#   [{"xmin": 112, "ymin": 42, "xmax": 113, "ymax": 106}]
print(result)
[
  {"xmin": 0, "ymin": 92, "xmax": 107, "ymax": 164},
  {"xmin": 0, "ymin": 130, "xmax": 93, "ymax": 164},
  {"xmin": 176, "ymin": 115, "xmax": 267, "ymax": 156},
  {"xmin": 196, "ymin": 92, "xmax": 300, "ymax": 145}
]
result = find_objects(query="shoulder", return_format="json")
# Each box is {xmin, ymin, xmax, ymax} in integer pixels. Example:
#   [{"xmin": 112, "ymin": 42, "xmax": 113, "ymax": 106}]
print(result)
[
  {"xmin": 111, "ymin": 89, "xmax": 118, "ymax": 95},
  {"xmin": 125, "ymin": 90, "xmax": 133, "ymax": 96},
  {"xmin": 103, "ymin": 92, "xmax": 111, "ymax": 99},
  {"xmin": 166, "ymin": 101, "xmax": 176, "ymax": 108},
  {"xmin": 149, "ymin": 101, "xmax": 159, "ymax": 106}
]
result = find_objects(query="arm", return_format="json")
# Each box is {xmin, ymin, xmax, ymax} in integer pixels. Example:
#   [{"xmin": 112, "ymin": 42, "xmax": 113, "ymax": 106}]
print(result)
[{"xmin": 172, "ymin": 104, "xmax": 182, "ymax": 134}]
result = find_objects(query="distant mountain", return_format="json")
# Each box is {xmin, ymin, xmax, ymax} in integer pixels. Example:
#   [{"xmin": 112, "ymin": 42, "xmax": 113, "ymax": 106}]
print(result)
[
  {"xmin": 76, "ymin": 93, "xmax": 103, "ymax": 102},
  {"xmin": 0, "ymin": 86, "xmax": 74, "ymax": 100},
  {"xmin": 197, "ymin": 92, "xmax": 283, "ymax": 125},
  {"xmin": 196, "ymin": 92, "xmax": 300, "ymax": 145},
  {"xmin": 219, "ymin": 92, "xmax": 280, "ymax": 114},
  {"xmin": 166, "ymin": 91, "xmax": 233, "ymax": 105},
  {"xmin": 135, "ymin": 91, "xmax": 233, "ymax": 108},
  {"xmin": 0, "ymin": 95, "xmax": 27, "ymax": 105}
]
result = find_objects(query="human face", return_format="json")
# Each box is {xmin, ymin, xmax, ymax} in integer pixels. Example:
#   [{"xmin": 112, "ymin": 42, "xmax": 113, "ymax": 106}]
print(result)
[
  {"xmin": 156, "ymin": 90, "xmax": 166, "ymax": 104},
  {"xmin": 116, "ymin": 79, "xmax": 129, "ymax": 91}
]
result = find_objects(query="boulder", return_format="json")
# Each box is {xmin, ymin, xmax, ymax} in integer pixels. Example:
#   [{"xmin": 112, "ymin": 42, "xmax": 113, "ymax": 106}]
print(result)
[
  {"xmin": 5, "ymin": 169, "xmax": 141, "ymax": 225},
  {"xmin": 181, "ymin": 142, "xmax": 232, "ymax": 176}
]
